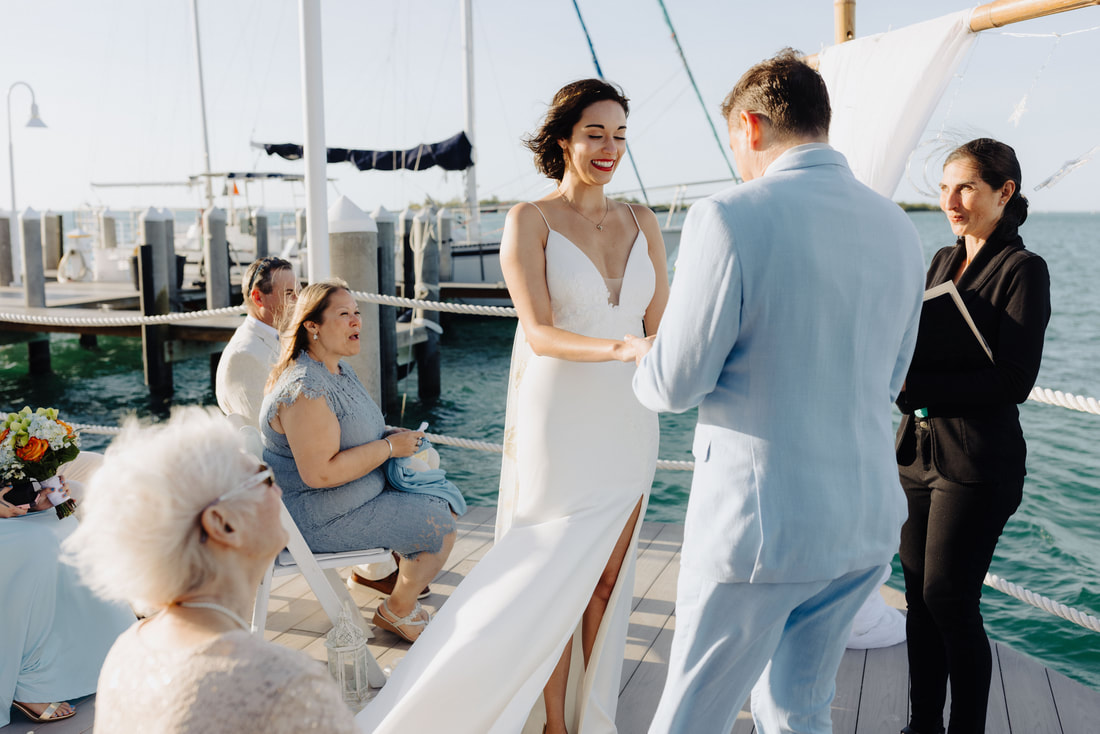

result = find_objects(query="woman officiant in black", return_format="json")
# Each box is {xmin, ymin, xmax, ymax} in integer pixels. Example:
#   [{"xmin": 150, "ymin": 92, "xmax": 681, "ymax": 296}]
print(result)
[{"xmin": 895, "ymin": 138, "xmax": 1050, "ymax": 734}]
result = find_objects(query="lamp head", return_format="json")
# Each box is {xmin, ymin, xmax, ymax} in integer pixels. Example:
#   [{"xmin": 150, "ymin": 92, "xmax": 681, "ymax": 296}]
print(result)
[{"xmin": 26, "ymin": 103, "xmax": 46, "ymax": 129}]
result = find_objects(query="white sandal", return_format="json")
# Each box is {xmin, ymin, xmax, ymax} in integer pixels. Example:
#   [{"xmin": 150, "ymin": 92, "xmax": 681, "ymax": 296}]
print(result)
[{"xmin": 372, "ymin": 599, "xmax": 430, "ymax": 642}]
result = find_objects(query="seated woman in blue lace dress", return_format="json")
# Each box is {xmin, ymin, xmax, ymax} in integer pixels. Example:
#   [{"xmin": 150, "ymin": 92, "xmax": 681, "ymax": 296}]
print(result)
[
  {"xmin": 1, "ymin": 461, "xmax": 132, "ymax": 726},
  {"xmin": 260, "ymin": 279, "xmax": 456, "ymax": 643}
]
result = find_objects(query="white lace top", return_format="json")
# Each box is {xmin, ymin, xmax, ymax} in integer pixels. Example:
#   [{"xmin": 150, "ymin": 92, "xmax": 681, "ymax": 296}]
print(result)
[{"xmin": 94, "ymin": 625, "xmax": 357, "ymax": 733}]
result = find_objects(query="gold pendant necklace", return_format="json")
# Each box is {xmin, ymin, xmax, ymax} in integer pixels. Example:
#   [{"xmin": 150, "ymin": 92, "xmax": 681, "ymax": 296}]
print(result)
[{"xmin": 559, "ymin": 190, "xmax": 609, "ymax": 231}]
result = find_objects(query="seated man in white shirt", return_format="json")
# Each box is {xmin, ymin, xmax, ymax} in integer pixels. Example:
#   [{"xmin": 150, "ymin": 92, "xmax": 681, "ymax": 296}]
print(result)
[{"xmin": 215, "ymin": 256, "xmax": 299, "ymax": 426}]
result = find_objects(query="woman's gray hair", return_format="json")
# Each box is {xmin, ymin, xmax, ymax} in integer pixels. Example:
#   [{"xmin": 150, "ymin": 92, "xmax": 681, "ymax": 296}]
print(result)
[{"xmin": 63, "ymin": 407, "xmax": 264, "ymax": 615}]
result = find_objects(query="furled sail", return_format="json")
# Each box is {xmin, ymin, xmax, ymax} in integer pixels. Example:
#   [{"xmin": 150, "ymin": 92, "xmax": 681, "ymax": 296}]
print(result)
[
  {"xmin": 818, "ymin": 10, "xmax": 977, "ymax": 197},
  {"xmin": 257, "ymin": 131, "xmax": 473, "ymax": 172}
]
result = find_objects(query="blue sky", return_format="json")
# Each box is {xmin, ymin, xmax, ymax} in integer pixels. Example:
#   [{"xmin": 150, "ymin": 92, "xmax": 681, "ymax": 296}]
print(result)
[{"xmin": 2, "ymin": 0, "xmax": 1098, "ymax": 215}]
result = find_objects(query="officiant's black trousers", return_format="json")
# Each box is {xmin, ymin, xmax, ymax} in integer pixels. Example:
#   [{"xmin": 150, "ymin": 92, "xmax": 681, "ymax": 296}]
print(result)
[{"xmin": 898, "ymin": 450, "xmax": 1022, "ymax": 734}]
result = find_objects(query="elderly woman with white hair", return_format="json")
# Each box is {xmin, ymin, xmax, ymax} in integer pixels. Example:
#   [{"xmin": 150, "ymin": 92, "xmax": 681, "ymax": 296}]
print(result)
[{"xmin": 63, "ymin": 407, "xmax": 357, "ymax": 734}]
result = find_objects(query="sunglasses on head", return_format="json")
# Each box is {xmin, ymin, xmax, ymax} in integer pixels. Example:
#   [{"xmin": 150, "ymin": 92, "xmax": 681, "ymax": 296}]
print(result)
[{"xmin": 198, "ymin": 464, "xmax": 275, "ymax": 543}]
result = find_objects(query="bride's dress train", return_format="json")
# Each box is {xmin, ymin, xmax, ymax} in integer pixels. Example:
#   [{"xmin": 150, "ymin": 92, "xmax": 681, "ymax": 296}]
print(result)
[{"xmin": 357, "ymin": 210, "xmax": 657, "ymax": 734}]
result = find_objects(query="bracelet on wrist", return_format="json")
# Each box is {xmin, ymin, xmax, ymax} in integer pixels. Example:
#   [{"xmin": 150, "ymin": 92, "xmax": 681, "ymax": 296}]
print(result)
[{"xmin": 383, "ymin": 436, "xmax": 393, "ymax": 457}]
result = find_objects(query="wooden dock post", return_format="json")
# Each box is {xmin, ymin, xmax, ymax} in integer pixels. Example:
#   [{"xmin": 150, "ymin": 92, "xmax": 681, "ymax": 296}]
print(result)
[
  {"xmin": 437, "ymin": 207, "xmax": 453, "ymax": 282},
  {"xmin": 253, "ymin": 207, "xmax": 269, "ymax": 259},
  {"xmin": 140, "ymin": 208, "xmax": 172, "ymax": 315},
  {"xmin": 329, "ymin": 196, "xmax": 382, "ymax": 405},
  {"xmin": 412, "ymin": 207, "xmax": 441, "ymax": 402},
  {"xmin": 397, "ymin": 208, "xmax": 415, "ymax": 299},
  {"xmin": 41, "ymin": 211, "xmax": 62, "ymax": 272},
  {"xmin": 139, "ymin": 242, "xmax": 173, "ymax": 401},
  {"xmin": 295, "ymin": 209, "xmax": 307, "ymax": 279},
  {"xmin": 203, "ymin": 207, "xmax": 230, "ymax": 308},
  {"xmin": 372, "ymin": 205, "xmax": 399, "ymax": 415},
  {"xmin": 0, "ymin": 214, "xmax": 12, "ymax": 285},
  {"xmin": 20, "ymin": 207, "xmax": 45, "ymax": 308},
  {"xmin": 98, "ymin": 209, "xmax": 118, "ymax": 249},
  {"xmin": 160, "ymin": 208, "xmax": 180, "ymax": 310}
]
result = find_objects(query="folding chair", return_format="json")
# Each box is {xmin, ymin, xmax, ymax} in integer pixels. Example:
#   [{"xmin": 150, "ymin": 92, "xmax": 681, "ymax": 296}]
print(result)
[{"xmin": 235, "ymin": 423, "xmax": 390, "ymax": 687}]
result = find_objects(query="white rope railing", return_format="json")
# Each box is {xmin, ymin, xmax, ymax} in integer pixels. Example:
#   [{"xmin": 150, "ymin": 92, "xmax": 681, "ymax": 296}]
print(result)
[
  {"xmin": 0, "ymin": 304, "xmax": 245, "ymax": 327},
  {"xmin": 1027, "ymin": 386, "xmax": 1100, "ymax": 416},
  {"xmin": 347, "ymin": 289, "xmax": 516, "ymax": 317},
  {"xmin": 984, "ymin": 573, "xmax": 1100, "ymax": 634}
]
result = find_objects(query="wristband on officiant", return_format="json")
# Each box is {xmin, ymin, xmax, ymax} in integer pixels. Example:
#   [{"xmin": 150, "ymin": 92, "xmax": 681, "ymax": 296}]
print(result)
[{"xmin": 914, "ymin": 408, "xmax": 928, "ymax": 418}]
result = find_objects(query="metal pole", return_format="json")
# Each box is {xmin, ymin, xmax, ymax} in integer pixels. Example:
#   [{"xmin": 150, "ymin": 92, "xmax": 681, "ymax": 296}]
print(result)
[
  {"xmin": 834, "ymin": 0, "xmax": 857, "ymax": 44},
  {"xmin": 7, "ymin": 81, "xmax": 43, "ymax": 286},
  {"xmin": 189, "ymin": 0, "xmax": 215, "ymax": 211},
  {"xmin": 969, "ymin": 0, "xmax": 1100, "ymax": 31},
  {"xmin": 299, "ymin": 0, "xmax": 330, "ymax": 281},
  {"xmin": 7, "ymin": 90, "xmax": 15, "ymax": 284},
  {"xmin": 460, "ymin": 0, "xmax": 481, "ymax": 247}
]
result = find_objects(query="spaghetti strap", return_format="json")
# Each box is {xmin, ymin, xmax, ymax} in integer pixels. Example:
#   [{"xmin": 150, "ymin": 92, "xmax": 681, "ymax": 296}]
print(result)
[
  {"xmin": 528, "ymin": 202, "xmax": 551, "ymax": 233},
  {"xmin": 625, "ymin": 202, "xmax": 642, "ymax": 231}
]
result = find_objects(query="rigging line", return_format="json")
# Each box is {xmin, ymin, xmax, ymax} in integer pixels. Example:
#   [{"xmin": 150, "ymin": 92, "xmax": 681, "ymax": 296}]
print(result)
[
  {"xmin": 654, "ymin": 0, "xmax": 739, "ymax": 183},
  {"xmin": 568, "ymin": 0, "xmax": 651, "ymax": 207}
]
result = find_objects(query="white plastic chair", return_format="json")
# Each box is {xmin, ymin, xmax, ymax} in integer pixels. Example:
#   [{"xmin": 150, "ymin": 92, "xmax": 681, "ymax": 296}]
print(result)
[{"xmin": 236, "ymin": 423, "xmax": 390, "ymax": 687}]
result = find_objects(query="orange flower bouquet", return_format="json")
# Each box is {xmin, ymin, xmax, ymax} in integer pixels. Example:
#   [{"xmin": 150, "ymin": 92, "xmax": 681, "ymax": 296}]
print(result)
[{"xmin": 0, "ymin": 407, "xmax": 80, "ymax": 518}]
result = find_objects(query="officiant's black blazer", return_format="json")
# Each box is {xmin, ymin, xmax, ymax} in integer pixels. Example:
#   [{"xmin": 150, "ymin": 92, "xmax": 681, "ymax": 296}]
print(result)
[{"xmin": 895, "ymin": 230, "xmax": 1050, "ymax": 485}]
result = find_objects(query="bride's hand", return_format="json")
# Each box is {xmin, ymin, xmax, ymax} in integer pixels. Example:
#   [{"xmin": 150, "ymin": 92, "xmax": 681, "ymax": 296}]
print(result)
[{"xmin": 623, "ymin": 334, "xmax": 655, "ymax": 365}]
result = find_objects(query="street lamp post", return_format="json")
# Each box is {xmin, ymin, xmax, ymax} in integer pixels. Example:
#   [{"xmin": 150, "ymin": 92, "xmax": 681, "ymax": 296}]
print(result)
[{"xmin": 6, "ymin": 81, "xmax": 47, "ymax": 289}]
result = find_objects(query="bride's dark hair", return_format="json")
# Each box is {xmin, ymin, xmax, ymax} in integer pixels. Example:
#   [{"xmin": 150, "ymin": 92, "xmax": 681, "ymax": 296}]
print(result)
[{"xmin": 523, "ymin": 79, "xmax": 629, "ymax": 181}]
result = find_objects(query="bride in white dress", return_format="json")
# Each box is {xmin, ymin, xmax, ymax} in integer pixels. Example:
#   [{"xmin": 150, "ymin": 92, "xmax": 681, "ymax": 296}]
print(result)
[{"xmin": 357, "ymin": 79, "xmax": 668, "ymax": 734}]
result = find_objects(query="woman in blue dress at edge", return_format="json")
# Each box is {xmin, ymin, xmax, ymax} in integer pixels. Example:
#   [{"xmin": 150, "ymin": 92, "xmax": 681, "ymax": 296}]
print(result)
[
  {"xmin": 1, "ymin": 466, "xmax": 132, "ymax": 726},
  {"xmin": 895, "ymin": 139, "xmax": 1050, "ymax": 734},
  {"xmin": 358, "ymin": 79, "xmax": 668, "ymax": 734}
]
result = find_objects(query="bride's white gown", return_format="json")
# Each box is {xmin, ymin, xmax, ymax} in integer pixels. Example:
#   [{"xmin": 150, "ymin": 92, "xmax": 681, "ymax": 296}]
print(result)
[{"xmin": 357, "ymin": 209, "xmax": 659, "ymax": 734}]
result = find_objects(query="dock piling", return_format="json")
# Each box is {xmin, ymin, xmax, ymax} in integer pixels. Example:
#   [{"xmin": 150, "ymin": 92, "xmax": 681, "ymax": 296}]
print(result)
[
  {"xmin": 20, "ymin": 207, "xmax": 45, "ymax": 308},
  {"xmin": 437, "ymin": 208, "xmax": 453, "ymax": 282},
  {"xmin": 139, "ymin": 243, "xmax": 173, "ymax": 401},
  {"xmin": 253, "ymin": 207, "xmax": 269, "ymax": 259},
  {"xmin": 41, "ymin": 211, "xmax": 62, "ymax": 272},
  {"xmin": 372, "ymin": 206, "xmax": 399, "ymax": 415},
  {"xmin": 329, "ymin": 196, "xmax": 382, "ymax": 405},
  {"xmin": 0, "ymin": 214, "xmax": 12, "ymax": 286},
  {"xmin": 98, "ymin": 210, "xmax": 118, "ymax": 250},
  {"xmin": 203, "ymin": 207, "xmax": 230, "ymax": 308},
  {"xmin": 412, "ymin": 207, "xmax": 441, "ymax": 402}
]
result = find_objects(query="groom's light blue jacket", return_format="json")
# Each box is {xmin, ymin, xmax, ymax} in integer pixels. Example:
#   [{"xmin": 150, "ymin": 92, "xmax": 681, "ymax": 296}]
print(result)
[{"xmin": 633, "ymin": 144, "xmax": 925, "ymax": 584}]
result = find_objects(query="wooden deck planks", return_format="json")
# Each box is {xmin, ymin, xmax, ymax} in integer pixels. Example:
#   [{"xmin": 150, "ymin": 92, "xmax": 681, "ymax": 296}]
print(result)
[
  {"xmin": 856, "ymin": 641, "xmax": 909, "ymax": 733},
  {"xmin": 7, "ymin": 516, "xmax": 1099, "ymax": 734}
]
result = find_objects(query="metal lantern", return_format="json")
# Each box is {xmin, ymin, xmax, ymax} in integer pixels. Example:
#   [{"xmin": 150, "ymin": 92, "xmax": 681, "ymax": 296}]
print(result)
[{"xmin": 325, "ymin": 601, "xmax": 371, "ymax": 709}]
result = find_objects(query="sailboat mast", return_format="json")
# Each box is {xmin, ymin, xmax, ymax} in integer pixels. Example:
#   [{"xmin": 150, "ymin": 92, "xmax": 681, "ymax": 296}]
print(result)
[
  {"xmin": 461, "ymin": 0, "xmax": 480, "ymax": 246},
  {"xmin": 189, "ymin": 0, "xmax": 215, "ymax": 212}
]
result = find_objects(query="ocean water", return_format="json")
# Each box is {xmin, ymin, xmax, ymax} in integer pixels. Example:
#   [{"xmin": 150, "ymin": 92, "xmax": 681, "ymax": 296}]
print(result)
[{"xmin": 1, "ymin": 211, "xmax": 1096, "ymax": 690}]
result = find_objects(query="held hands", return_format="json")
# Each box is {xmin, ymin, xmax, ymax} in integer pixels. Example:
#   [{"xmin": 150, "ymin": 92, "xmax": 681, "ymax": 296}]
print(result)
[
  {"xmin": 622, "ymin": 334, "xmax": 656, "ymax": 365},
  {"xmin": 0, "ymin": 485, "xmax": 30, "ymax": 518},
  {"xmin": 384, "ymin": 428, "xmax": 427, "ymax": 458}
]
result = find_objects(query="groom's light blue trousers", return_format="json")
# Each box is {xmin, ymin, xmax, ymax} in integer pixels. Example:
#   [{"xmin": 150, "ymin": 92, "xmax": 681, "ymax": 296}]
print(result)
[{"xmin": 647, "ymin": 563, "xmax": 887, "ymax": 734}]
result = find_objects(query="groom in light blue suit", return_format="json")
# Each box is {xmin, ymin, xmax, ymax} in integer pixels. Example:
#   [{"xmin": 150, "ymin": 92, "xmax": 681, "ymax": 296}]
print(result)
[{"xmin": 632, "ymin": 50, "xmax": 925, "ymax": 734}]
